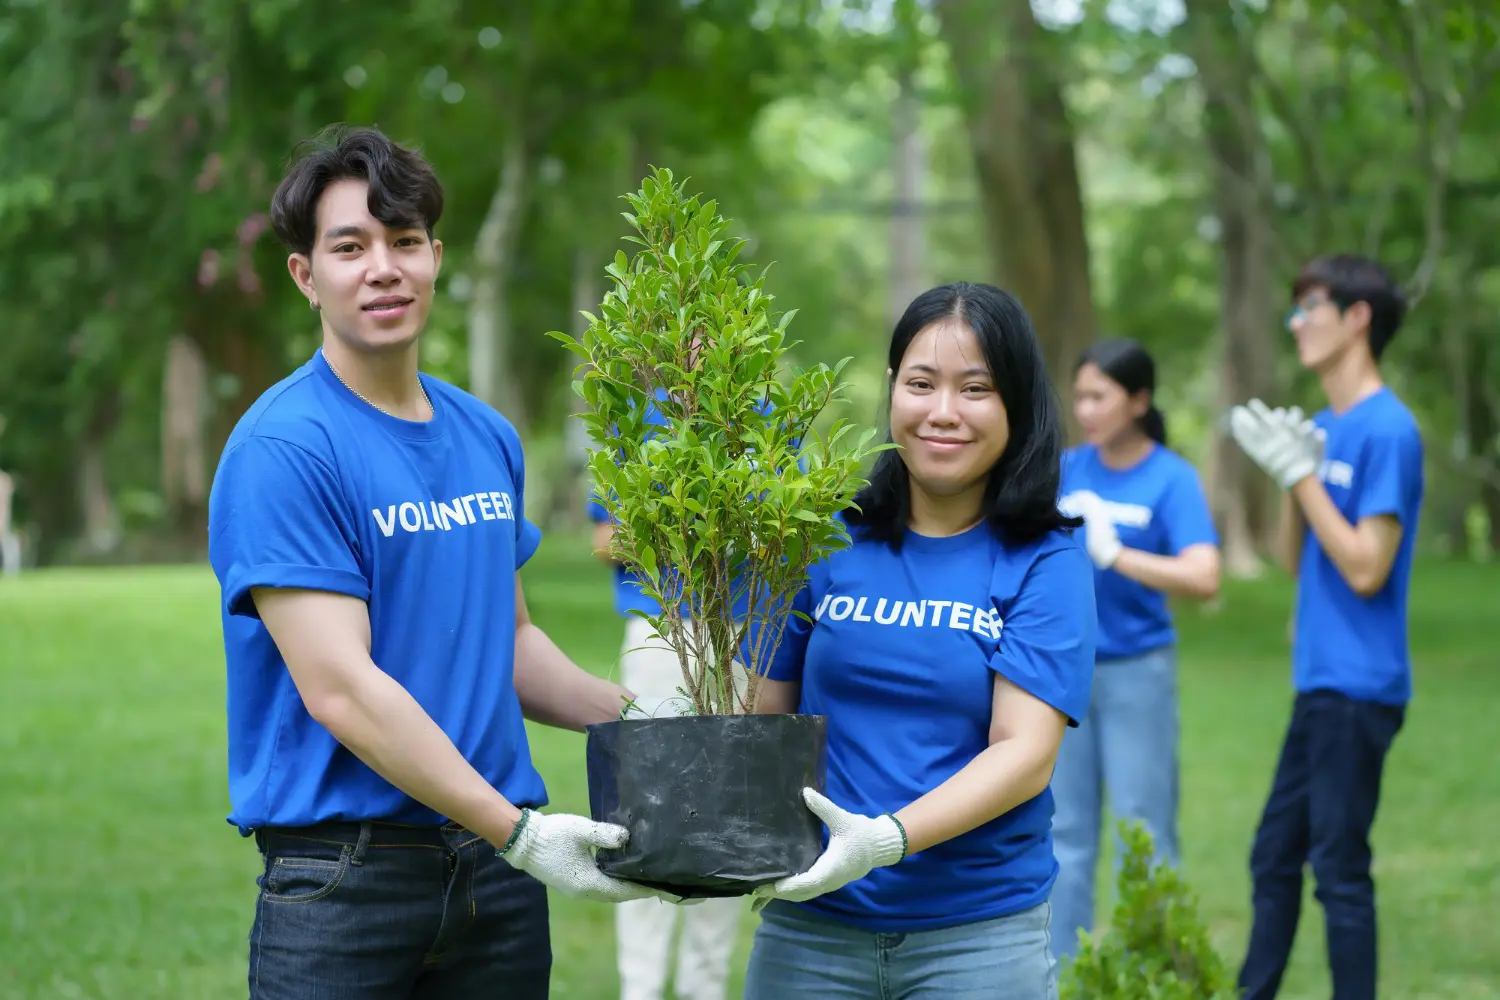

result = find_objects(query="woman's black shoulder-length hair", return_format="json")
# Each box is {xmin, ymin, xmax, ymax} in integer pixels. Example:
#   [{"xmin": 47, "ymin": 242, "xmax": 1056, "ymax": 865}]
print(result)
[{"xmin": 844, "ymin": 281, "xmax": 1083, "ymax": 549}]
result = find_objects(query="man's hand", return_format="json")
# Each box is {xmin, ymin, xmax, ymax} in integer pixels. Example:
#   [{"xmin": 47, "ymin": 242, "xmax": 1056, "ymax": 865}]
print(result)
[
  {"xmin": 499, "ymin": 809, "xmax": 669, "ymax": 903},
  {"xmin": 749, "ymin": 789, "xmax": 905, "ymax": 912},
  {"xmin": 1059, "ymin": 490, "xmax": 1123, "ymax": 569},
  {"xmin": 1228, "ymin": 399, "xmax": 1325, "ymax": 490}
]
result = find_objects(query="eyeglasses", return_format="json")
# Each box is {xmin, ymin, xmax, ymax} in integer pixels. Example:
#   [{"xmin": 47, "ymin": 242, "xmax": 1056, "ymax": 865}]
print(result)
[{"xmin": 1284, "ymin": 292, "xmax": 1333, "ymax": 331}]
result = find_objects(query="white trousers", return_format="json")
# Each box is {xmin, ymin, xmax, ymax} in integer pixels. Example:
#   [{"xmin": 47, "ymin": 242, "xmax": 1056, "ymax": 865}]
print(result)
[
  {"xmin": 0, "ymin": 533, "xmax": 19, "ymax": 576},
  {"xmin": 614, "ymin": 615, "xmax": 745, "ymax": 1000}
]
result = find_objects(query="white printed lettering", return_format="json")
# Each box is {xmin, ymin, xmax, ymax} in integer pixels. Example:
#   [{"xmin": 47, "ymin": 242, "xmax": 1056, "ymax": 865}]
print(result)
[
  {"xmin": 814, "ymin": 590, "xmax": 1003, "ymax": 640},
  {"xmin": 439, "ymin": 498, "xmax": 467, "ymax": 526},
  {"xmin": 373, "ymin": 506, "xmax": 398, "ymax": 538},
  {"xmin": 1320, "ymin": 459, "xmax": 1354, "ymax": 489},
  {"xmin": 368, "ymin": 489, "xmax": 520, "ymax": 536},
  {"xmin": 490, "ymin": 491, "xmax": 514, "ymax": 520},
  {"xmin": 1060, "ymin": 490, "xmax": 1152, "ymax": 530}
]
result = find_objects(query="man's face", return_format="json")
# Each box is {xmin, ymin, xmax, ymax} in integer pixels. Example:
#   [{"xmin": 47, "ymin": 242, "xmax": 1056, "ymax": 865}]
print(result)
[
  {"xmin": 287, "ymin": 178, "xmax": 443, "ymax": 355},
  {"xmin": 1286, "ymin": 285, "xmax": 1370, "ymax": 374}
]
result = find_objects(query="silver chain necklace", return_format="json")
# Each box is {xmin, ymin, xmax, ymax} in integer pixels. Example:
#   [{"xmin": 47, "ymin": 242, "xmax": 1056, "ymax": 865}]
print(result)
[{"xmin": 321, "ymin": 348, "xmax": 433, "ymax": 419}]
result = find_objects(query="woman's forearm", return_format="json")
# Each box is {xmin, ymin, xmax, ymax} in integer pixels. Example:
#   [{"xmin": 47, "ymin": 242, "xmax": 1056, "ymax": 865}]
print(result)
[
  {"xmin": 1111, "ymin": 544, "xmax": 1220, "ymax": 601},
  {"xmin": 892, "ymin": 737, "xmax": 1057, "ymax": 856}
]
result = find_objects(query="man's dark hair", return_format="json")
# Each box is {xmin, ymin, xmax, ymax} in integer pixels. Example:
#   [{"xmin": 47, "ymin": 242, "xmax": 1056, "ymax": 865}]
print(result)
[
  {"xmin": 846, "ymin": 281, "xmax": 1083, "ymax": 549},
  {"xmin": 269, "ymin": 124, "xmax": 445, "ymax": 257},
  {"xmin": 1291, "ymin": 253, "xmax": 1406, "ymax": 360}
]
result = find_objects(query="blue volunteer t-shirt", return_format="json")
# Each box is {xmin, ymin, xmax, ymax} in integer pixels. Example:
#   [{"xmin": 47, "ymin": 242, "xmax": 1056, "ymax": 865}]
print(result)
[
  {"xmin": 1060, "ymin": 444, "xmax": 1218, "ymax": 660},
  {"xmin": 766, "ymin": 520, "xmax": 1096, "ymax": 932},
  {"xmin": 1294, "ymin": 387, "xmax": 1424, "ymax": 705},
  {"xmin": 207, "ymin": 349, "xmax": 548, "ymax": 834}
]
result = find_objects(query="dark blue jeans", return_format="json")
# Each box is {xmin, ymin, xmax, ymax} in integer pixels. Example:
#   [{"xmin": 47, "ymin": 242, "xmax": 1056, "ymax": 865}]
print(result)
[
  {"xmin": 249, "ymin": 820, "xmax": 550, "ymax": 999},
  {"xmin": 1238, "ymin": 690, "xmax": 1404, "ymax": 1000}
]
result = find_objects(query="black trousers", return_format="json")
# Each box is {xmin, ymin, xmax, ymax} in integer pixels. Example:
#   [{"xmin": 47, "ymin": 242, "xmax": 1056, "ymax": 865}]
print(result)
[{"xmin": 1238, "ymin": 689, "xmax": 1405, "ymax": 1000}]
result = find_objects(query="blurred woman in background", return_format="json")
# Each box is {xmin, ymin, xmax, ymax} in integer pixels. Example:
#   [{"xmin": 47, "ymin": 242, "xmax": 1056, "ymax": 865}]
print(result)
[{"xmin": 1050, "ymin": 338, "xmax": 1222, "ymax": 963}]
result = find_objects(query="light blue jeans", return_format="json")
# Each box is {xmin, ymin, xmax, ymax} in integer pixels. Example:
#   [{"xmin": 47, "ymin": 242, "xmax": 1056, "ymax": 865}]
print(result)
[
  {"xmin": 1048, "ymin": 644, "xmax": 1180, "ymax": 963},
  {"xmin": 743, "ymin": 900, "xmax": 1059, "ymax": 999}
]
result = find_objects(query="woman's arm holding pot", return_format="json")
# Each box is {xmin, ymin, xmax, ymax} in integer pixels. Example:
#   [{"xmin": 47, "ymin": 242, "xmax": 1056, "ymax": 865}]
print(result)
[{"xmin": 892, "ymin": 676, "xmax": 1067, "ymax": 855}]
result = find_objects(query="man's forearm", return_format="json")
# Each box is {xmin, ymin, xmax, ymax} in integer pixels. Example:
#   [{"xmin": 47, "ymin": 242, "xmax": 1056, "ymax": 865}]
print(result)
[
  {"xmin": 514, "ymin": 623, "xmax": 634, "ymax": 731},
  {"xmin": 311, "ymin": 661, "xmax": 522, "ymax": 847},
  {"xmin": 1291, "ymin": 478, "xmax": 1397, "ymax": 595},
  {"xmin": 1276, "ymin": 491, "xmax": 1305, "ymax": 577}
]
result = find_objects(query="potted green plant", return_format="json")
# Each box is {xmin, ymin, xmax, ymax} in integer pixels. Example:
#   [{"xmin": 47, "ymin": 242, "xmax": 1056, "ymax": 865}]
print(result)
[{"xmin": 550, "ymin": 168, "xmax": 885, "ymax": 898}]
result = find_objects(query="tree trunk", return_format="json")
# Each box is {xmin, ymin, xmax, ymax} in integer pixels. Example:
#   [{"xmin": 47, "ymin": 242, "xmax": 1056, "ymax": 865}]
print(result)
[
  {"xmin": 162, "ymin": 333, "xmax": 210, "ymax": 549},
  {"xmin": 468, "ymin": 135, "xmax": 530, "ymax": 430},
  {"xmin": 1184, "ymin": 0, "xmax": 1280, "ymax": 576},
  {"xmin": 935, "ymin": 0, "xmax": 1099, "ymax": 416},
  {"xmin": 888, "ymin": 68, "xmax": 926, "ymax": 328},
  {"xmin": 77, "ymin": 395, "xmax": 121, "ymax": 558},
  {"xmin": 1464, "ymin": 338, "xmax": 1500, "ymax": 553},
  {"xmin": 542, "ymin": 243, "xmax": 606, "ymax": 531}
]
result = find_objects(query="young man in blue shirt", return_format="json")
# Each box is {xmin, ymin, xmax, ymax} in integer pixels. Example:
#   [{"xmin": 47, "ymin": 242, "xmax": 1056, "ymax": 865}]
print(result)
[
  {"xmin": 1228, "ymin": 254, "xmax": 1423, "ymax": 1000},
  {"xmin": 207, "ymin": 124, "xmax": 668, "ymax": 1000}
]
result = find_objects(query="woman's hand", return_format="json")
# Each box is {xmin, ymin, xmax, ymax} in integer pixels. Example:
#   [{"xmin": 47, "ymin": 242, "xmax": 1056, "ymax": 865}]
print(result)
[
  {"xmin": 749, "ymin": 789, "xmax": 906, "ymax": 911},
  {"xmin": 1061, "ymin": 490, "xmax": 1123, "ymax": 568}
]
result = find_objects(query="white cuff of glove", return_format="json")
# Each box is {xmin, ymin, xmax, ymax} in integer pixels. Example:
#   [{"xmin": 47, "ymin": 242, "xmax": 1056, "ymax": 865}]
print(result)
[
  {"xmin": 499, "ymin": 808, "xmax": 656, "ymax": 903},
  {"xmin": 750, "ymin": 789, "xmax": 908, "ymax": 911}
]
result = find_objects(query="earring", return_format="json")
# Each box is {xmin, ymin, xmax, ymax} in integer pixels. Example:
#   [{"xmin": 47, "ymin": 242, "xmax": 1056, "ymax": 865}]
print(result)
[{"xmin": 309, "ymin": 299, "xmax": 320, "ymax": 311}]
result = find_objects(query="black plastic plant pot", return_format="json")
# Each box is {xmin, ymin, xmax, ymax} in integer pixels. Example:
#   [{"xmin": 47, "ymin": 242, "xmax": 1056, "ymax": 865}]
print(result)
[{"xmin": 584, "ymin": 712, "xmax": 828, "ymax": 898}]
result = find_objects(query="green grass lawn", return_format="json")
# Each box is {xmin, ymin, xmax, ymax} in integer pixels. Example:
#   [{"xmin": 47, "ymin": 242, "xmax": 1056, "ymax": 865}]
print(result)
[{"xmin": 2, "ymin": 532, "xmax": 1496, "ymax": 999}]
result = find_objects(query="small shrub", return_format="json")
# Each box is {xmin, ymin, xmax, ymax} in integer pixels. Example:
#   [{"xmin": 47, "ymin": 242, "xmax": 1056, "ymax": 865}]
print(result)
[
  {"xmin": 550, "ymin": 167, "xmax": 886, "ymax": 717},
  {"xmin": 1059, "ymin": 821, "xmax": 1237, "ymax": 1000}
]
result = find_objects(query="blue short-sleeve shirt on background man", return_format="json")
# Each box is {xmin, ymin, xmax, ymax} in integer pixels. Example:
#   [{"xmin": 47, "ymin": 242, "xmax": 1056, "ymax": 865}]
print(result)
[
  {"xmin": 1059, "ymin": 443, "xmax": 1218, "ymax": 661},
  {"xmin": 1294, "ymin": 387, "xmax": 1424, "ymax": 705},
  {"xmin": 207, "ymin": 349, "xmax": 548, "ymax": 835},
  {"xmin": 764, "ymin": 520, "xmax": 1097, "ymax": 933}
]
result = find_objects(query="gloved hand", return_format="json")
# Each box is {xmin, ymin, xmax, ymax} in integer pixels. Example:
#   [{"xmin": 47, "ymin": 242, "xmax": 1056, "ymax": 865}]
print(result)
[
  {"xmin": 749, "ymin": 789, "xmax": 906, "ymax": 912},
  {"xmin": 1059, "ymin": 490, "xmax": 1123, "ymax": 569},
  {"xmin": 1228, "ymin": 399, "xmax": 1324, "ymax": 490},
  {"xmin": 1278, "ymin": 405, "xmax": 1327, "ymax": 453},
  {"xmin": 498, "ymin": 809, "xmax": 665, "ymax": 903}
]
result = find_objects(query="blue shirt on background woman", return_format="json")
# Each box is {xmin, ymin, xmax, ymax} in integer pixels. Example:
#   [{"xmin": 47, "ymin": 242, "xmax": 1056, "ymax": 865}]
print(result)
[
  {"xmin": 743, "ymin": 282, "xmax": 1098, "ymax": 1000},
  {"xmin": 1050, "ymin": 338, "xmax": 1222, "ymax": 963}
]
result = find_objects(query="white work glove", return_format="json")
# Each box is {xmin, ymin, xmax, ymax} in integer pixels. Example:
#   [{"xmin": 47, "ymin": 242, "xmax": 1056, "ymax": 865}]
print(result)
[
  {"xmin": 749, "ymin": 789, "xmax": 906, "ymax": 912},
  {"xmin": 1059, "ymin": 490, "xmax": 1123, "ymax": 569},
  {"xmin": 1228, "ymin": 399, "xmax": 1324, "ymax": 490},
  {"xmin": 499, "ymin": 808, "xmax": 673, "ymax": 904}
]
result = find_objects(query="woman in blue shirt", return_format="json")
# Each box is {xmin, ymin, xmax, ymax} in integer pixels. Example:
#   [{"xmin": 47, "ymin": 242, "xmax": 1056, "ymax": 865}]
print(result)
[
  {"xmin": 743, "ymin": 282, "xmax": 1098, "ymax": 999},
  {"xmin": 1050, "ymin": 338, "xmax": 1221, "ymax": 963}
]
